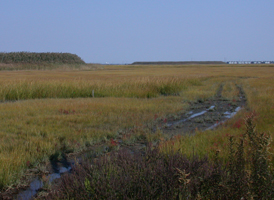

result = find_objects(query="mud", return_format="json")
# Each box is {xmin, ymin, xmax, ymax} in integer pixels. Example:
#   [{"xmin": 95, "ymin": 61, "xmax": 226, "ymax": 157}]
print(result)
[
  {"xmin": 1, "ymin": 84, "xmax": 247, "ymax": 200},
  {"xmin": 161, "ymin": 84, "xmax": 246, "ymax": 136}
]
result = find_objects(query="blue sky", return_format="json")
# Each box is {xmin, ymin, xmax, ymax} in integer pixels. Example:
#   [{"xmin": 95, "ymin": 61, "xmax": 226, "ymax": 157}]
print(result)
[{"xmin": 0, "ymin": 1, "xmax": 273, "ymax": 63}]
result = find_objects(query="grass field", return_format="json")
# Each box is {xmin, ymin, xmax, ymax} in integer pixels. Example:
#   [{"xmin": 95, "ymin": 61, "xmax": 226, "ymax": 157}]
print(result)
[{"xmin": 0, "ymin": 64, "xmax": 274, "ymax": 193}]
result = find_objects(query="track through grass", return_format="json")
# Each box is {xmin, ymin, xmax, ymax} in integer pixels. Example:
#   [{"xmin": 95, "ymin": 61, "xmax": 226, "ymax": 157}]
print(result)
[{"xmin": 0, "ymin": 64, "xmax": 274, "ymax": 193}]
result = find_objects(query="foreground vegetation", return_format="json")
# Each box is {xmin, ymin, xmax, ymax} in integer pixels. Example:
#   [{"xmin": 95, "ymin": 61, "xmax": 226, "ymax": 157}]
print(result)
[
  {"xmin": 47, "ymin": 116, "xmax": 273, "ymax": 199},
  {"xmin": 0, "ymin": 64, "xmax": 273, "ymax": 197}
]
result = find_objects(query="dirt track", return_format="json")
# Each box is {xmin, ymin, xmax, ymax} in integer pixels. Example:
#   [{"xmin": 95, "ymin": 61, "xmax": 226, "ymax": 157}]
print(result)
[
  {"xmin": 3, "ymin": 84, "xmax": 247, "ymax": 200},
  {"xmin": 162, "ymin": 84, "xmax": 246, "ymax": 136}
]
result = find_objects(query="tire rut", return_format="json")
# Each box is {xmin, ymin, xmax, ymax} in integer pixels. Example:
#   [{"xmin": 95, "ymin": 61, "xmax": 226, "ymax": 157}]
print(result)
[{"xmin": 161, "ymin": 83, "xmax": 246, "ymax": 136}]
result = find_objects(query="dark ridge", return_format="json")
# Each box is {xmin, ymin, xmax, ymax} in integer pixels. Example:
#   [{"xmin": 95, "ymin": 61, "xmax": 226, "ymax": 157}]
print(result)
[
  {"xmin": 131, "ymin": 61, "xmax": 226, "ymax": 65},
  {"xmin": 0, "ymin": 52, "xmax": 85, "ymax": 64}
]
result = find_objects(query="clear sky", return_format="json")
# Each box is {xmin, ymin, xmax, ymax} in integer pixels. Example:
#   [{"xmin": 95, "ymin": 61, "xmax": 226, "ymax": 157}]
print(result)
[{"xmin": 0, "ymin": 1, "xmax": 273, "ymax": 64}]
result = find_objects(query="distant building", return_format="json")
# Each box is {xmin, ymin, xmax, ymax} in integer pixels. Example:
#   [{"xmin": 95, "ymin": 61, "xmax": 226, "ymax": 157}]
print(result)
[{"xmin": 227, "ymin": 61, "xmax": 274, "ymax": 64}]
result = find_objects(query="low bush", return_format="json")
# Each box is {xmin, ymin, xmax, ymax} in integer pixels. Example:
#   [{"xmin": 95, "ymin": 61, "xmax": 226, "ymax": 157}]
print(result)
[
  {"xmin": 47, "ymin": 148, "xmax": 225, "ymax": 199},
  {"xmin": 46, "ymin": 115, "xmax": 274, "ymax": 199},
  {"xmin": 0, "ymin": 52, "xmax": 85, "ymax": 64}
]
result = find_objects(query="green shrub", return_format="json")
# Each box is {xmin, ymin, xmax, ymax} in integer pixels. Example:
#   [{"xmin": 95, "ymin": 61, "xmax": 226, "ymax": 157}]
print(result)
[{"xmin": 0, "ymin": 52, "xmax": 85, "ymax": 64}]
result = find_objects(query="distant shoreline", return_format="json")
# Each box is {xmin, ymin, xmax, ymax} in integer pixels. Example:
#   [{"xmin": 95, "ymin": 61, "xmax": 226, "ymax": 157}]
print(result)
[{"xmin": 131, "ymin": 61, "xmax": 226, "ymax": 65}]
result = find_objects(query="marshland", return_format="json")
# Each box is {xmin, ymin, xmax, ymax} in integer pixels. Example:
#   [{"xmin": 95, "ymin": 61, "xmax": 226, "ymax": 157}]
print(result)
[{"xmin": 0, "ymin": 54, "xmax": 274, "ymax": 199}]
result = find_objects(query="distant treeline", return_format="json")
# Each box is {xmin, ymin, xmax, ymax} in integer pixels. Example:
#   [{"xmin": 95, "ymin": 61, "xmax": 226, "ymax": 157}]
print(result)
[
  {"xmin": 131, "ymin": 61, "xmax": 226, "ymax": 65},
  {"xmin": 0, "ymin": 52, "xmax": 85, "ymax": 64}
]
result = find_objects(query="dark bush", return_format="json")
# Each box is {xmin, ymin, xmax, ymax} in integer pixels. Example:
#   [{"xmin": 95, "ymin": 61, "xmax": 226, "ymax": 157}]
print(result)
[
  {"xmin": 0, "ymin": 52, "xmax": 85, "ymax": 64},
  {"xmin": 47, "ymin": 147, "xmax": 229, "ymax": 200}
]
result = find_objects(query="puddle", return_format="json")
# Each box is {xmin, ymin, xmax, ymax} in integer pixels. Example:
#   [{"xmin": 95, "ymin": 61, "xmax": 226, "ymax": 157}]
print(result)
[
  {"xmin": 223, "ymin": 107, "xmax": 241, "ymax": 119},
  {"xmin": 16, "ymin": 167, "xmax": 71, "ymax": 200},
  {"xmin": 206, "ymin": 106, "xmax": 242, "ymax": 130},
  {"xmin": 17, "ymin": 179, "xmax": 43, "ymax": 200},
  {"xmin": 167, "ymin": 110, "xmax": 208, "ymax": 127},
  {"xmin": 208, "ymin": 105, "xmax": 215, "ymax": 111},
  {"xmin": 188, "ymin": 110, "xmax": 208, "ymax": 119},
  {"xmin": 59, "ymin": 167, "xmax": 71, "ymax": 174},
  {"xmin": 187, "ymin": 111, "xmax": 193, "ymax": 115},
  {"xmin": 167, "ymin": 106, "xmax": 219, "ymax": 127}
]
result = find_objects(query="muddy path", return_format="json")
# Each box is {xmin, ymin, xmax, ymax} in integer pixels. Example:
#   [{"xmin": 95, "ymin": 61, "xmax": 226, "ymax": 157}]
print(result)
[
  {"xmin": 161, "ymin": 84, "xmax": 246, "ymax": 136},
  {"xmin": 120, "ymin": 84, "xmax": 246, "ymax": 154},
  {"xmin": 1, "ymin": 84, "xmax": 247, "ymax": 200}
]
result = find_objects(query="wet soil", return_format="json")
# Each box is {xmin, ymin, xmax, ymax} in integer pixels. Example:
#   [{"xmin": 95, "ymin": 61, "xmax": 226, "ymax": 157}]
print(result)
[
  {"xmin": 161, "ymin": 84, "xmax": 246, "ymax": 136},
  {"xmin": 0, "ymin": 84, "xmax": 247, "ymax": 200}
]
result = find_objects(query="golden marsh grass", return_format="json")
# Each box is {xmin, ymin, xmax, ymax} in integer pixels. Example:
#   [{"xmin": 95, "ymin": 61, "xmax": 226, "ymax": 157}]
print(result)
[{"xmin": 0, "ymin": 64, "xmax": 274, "ymax": 189}]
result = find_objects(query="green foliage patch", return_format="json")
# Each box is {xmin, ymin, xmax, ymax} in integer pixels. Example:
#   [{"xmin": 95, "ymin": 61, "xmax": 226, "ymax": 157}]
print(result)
[{"xmin": 0, "ymin": 52, "xmax": 85, "ymax": 64}]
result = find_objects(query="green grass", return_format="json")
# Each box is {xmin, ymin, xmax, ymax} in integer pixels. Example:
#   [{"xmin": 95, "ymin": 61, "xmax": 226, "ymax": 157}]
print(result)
[
  {"xmin": 0, "ymin": 77, "xmax": 198, "ymax": 101},
  {"xmin": 0, "ymin": 96, "xmax": 190, "ymax": 188}
]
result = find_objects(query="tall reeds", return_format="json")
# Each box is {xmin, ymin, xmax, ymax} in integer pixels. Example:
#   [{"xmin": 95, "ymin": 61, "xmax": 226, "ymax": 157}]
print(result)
[{"xmin": 0, "ymin": 77, "xmax": 194, "ymax": 101}]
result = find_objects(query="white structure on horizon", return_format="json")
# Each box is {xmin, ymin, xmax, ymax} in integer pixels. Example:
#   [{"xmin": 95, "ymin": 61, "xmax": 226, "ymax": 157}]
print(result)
[{"xmin": 227, "ymin": 61, "xmax": 274, "ymax": 64}]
